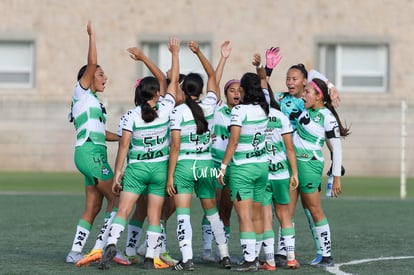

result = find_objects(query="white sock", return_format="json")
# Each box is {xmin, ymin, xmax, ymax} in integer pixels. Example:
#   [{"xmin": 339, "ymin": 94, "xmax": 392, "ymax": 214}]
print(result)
[
  {"xmin": 281, "ymin": 227, "xmax": 296, "ymax": 261},
  {"xmin": 160, "ymin": 221, "xmax": 167, "ymax": 254},
  {"xmin": 276, "ymin": 226, "xmax": 286, "ymax": 256},
  {"xmin": 304, "ymin": 208, "xmax": 322, "ymax": 255},
  {"xmin": 202, "ymin": 224, "xmax": 213, "ymax": 251},
  {"xmin": 255, "ymin": 239, "xmax": 263, "ymax": 259},
  {"xmin": 107, "ymin": 223, "xmax": 125, "ymax": 246},
  {"xmin": 206, "ymin": 212, "xmax": 227, "ymax": 245},
  {"xmin": 240, "ymin": 238, "xmax": 256, "ymax": 262},
  {"xmin": 92, "ymin": 210, "xmax": 116, "ymax": 251},
  {"xmin": 177, "ymin": 213, "xmax": 193, "ymax": 262},
  {"xmin": 315, "ymin": 222, "xmax": 331, "ymax": 257},
  {"xmin": 70, "ymin": 223, "xmax": 90, "ymax": 252},
  {"xmin": 262, "ymin": 232, "xmax": 275, "ymax": 265},
  {"xmin": 125, "ymin": 222, "xmax": 143, "ymax": 256},
  {"xmin": 145, "ymin": 230, "xmax": 162, "ymax": 259},
  {"xmin": 284, "ymin": 234, "xmax": 296, "ymax": 261}
]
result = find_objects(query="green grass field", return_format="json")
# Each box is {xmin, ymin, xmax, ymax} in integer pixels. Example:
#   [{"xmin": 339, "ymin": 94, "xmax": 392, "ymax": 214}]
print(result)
[{"xmin": 1, "ymin": 172, "xmax": 413, "ymax": 274}]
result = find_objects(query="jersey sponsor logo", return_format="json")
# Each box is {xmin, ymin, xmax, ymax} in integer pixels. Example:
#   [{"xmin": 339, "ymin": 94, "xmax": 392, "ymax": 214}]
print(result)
[
  {"xmin": 136, "ymin": 151, "xmax": 164, "ymax": 160},
  {"xmin": 268, "ymin": 161, "xmax": 284, "ymax": 172},
  {"xmin": 245, "ymin": 147, "xmax": 266, "ymax": 159},
  {"xmin": 177, "ymin": 218, "xmax": 186, "ymax": 243},
  {"xmin": 74, "ymin": 230, "xmax": 88, "ymax": 247},
  {"xmin": 289, "ymin": 109, "xmax": 301, "ymax": 122},
  {"xmin": 299, "ymin": 113, "xmax": 311, "ymax": 125}
]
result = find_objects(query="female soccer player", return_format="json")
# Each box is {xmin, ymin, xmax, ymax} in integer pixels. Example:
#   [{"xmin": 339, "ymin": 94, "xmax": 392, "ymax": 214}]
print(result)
[
  {"xmin": 66, "ymin": 21, "xmax": 119, "ymax": 266},
  {"xmin": 218, "ymin": 72, "xmax": 269, "ymax": 272},
  {"xmin": 293, "ymin": 78, "xmax": 350, "ymax": 267},
  {"xmin": 99, "ymin": 37, "xmax": 180, "ymax": 270},
  {"xmin": 166, "ymin": 40, "xmax": 231, "ymax": 271}
]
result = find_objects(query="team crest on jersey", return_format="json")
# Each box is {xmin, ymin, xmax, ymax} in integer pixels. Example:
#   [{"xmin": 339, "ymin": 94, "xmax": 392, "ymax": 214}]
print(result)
[
  {"xmin": 313, "ymin": 114, "xmax": 322, "ymax": 123},
  {"xmin": 101, "ymin": 167, "xmax": 109, "ymax": 175}
]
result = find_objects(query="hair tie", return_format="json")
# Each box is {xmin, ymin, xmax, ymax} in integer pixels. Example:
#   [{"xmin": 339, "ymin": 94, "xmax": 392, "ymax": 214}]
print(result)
[
  {"xmin": 135, "ymin": 78, "xmax": 143, "ymax": 88},
  {"xmin": 310, "ymin": 81, "xmax": 324, "ymax": 98}
]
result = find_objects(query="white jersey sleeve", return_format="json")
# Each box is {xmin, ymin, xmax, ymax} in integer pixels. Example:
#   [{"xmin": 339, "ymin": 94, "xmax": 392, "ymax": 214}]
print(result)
[
  {"xmin": 324, "ymin": 111, "xmax": 342, "ymax": 176},
  {"xmin": 308, "ymin": 69, "xmax": 328, "ymax": 83}
]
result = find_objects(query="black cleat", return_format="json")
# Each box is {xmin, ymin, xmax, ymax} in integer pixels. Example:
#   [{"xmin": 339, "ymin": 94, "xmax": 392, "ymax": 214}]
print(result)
[
  {"xmin": 172, "ymin": 259, "xmax": 195, "ymax": 271},
  {"xmin": 274, "ymin": 254, "xmax": 287, "ymax": 268},
  {"xmin": 98, "ymin": 244, "xmax": 117, "ymax": 270},
  {"xmin": 313, "ymin": 256, "xmax": 334, "ymax": 268},
  {"xmin": 219, "ymin": 256, "xmax": 231, "ymax": 269},
  {"xmin": 232, "ymin": 260, "xmax": 258, "ymax": 272}
]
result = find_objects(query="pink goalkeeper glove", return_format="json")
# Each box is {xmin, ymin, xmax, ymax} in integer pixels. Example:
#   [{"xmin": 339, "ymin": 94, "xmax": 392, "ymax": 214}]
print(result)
[{"xmin": 265, "ymin": 47, "xmax": 282, "ymax": 76}]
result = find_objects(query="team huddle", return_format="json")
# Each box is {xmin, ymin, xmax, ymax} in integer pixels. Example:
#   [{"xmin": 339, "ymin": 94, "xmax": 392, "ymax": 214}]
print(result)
[{"xmin": 65, "ymin": 21, "xmax": 350, "ymax": 272}]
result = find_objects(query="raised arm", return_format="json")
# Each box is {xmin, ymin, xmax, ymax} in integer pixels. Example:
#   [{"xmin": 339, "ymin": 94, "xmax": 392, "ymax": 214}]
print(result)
[
  {"xmin": 264, "ymin": 46, "xmax": 282, "ymax": 82},
  {"xmin": 188, "ymin": 40, "xmax": 220, "ymax": 101},
  {"xmin": 215, "ymin": 40, "xmax": 232, "ymax": 92},
  {"xmin": 252, "ymin": 53, "xmax": 267, "ymax": 89},
  {"xmin": 166, "ymin": 37, "xmax": 180, "ymax": 100},
  {"xmin": 128, "ymin": 47, "xmax": 167, "ymax": 96},
  {"xmin": 79, "ymin": 20, "xmax": 97, "ymax": 90}
]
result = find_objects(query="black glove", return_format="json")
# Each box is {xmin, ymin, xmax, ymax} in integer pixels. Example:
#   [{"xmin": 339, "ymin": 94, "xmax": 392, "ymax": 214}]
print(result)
[
  {"xmin": 327, "ymin": 152, "xmax": 345, "ymax": 176},
  {"xmin": 327, "ymin": 165, "xmax": 346, "ymax": 176}
]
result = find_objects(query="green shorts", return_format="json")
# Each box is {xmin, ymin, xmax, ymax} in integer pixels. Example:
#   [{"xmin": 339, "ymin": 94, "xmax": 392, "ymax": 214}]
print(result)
[
  {"xmin": 228, "ymin": 162, "xmax": 268, "ymax": 203},
  {"xmin": 297, "ymin": 158, "xmax": 323, "ymax": 194},
  {"xmin": 263, "ymin": 178, "xmax": 291, "ymax": 206},
  {"xmin": 122, "ymin": 160, "xmax": 167, "ymax": 197},
  {"xmin": 173, "ymin": 159, "xmax": 216, "ymax": 199},
  {"xmin": 74, "ymin": 142, "xmax": 113, "ymax": 186}
]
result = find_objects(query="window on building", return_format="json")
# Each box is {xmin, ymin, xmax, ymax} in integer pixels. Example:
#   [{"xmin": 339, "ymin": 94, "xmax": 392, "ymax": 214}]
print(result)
[
  {"xmin": 140, "ymin": 38, "xmax": 211, "ymax": 82},
  {"xmin": 318, "ymin": 41, "xmax": 389, "ymax": 92},
  {"xmin": 0, "ymin": 40, "xmax": 35, "ymax": 88}
]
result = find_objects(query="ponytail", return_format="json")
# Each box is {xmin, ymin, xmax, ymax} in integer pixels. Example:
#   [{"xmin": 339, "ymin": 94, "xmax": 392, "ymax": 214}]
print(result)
[
  {"xmin": 185, "ymin": 96, "xmax": 208, "ymax": 134},
  {"xmin": 136, "ymin": 76, "xmax": 160, "ymax": 123},
  {"xmin": 240, "ymin": 72, "xmax": 269, "ymax": 115},
  {"xmin": 141, "ymin": 101, "xmax": 158, "ymax": 123},
  {"xmin": 182, "ymin": 73, "xmax": 209, "ymax": 134}
]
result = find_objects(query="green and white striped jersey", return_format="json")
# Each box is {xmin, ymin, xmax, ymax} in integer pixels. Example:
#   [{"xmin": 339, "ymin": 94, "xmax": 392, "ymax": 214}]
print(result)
[
  {"xmin": 211, "ymin": 99, "xmax": 232, "ymax": 163},
  {"xmin": 72, "ymin": 82, "xmax": 107, "ymax": 147},
  {"xmin": 265, "ymin": 107, "xmax": 294, "ymax": 179},
  {"xmin": 229, "ymin": 104, "xmax": 268, "ymax": 166},
  {"xmin": 170, "ymin": 91, "xmax": 217, "ymax": 161},
  {"xmin": 121, "ymin": 93, "xmax": 175, "ymax": 163},
  {"xmin": 293, "ymin": 107, "xmax": 342, "ymax": 175}
]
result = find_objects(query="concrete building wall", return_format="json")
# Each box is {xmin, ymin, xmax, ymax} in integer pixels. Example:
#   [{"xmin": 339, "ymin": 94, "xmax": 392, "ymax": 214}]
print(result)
[{"xmin": 0, "ymin": 0, "xmax": 413, "ymax": 176}]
